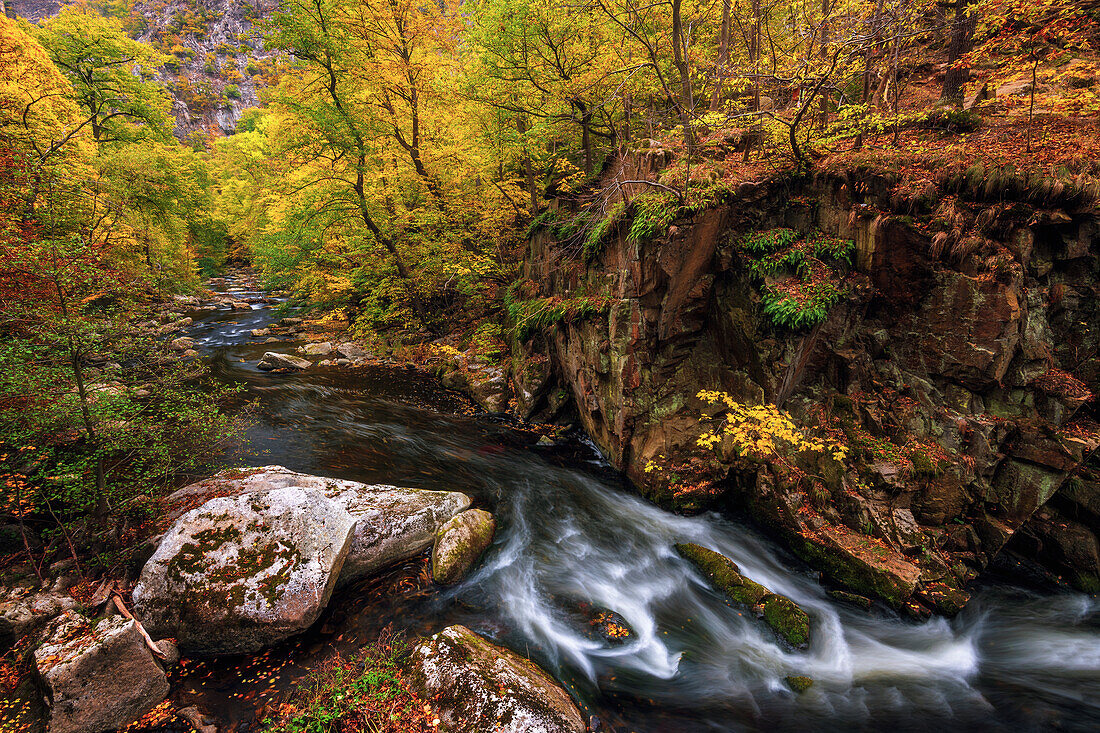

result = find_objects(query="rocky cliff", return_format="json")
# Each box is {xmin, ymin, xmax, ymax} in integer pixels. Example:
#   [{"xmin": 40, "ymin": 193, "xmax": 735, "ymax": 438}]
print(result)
[
  {"xmin": 8, "ymin": 0, "xmax": 278, "ymax": 139},
  {"xmin": 512, "ymin": 158, "xmax": 1100, "ymax": 616}
]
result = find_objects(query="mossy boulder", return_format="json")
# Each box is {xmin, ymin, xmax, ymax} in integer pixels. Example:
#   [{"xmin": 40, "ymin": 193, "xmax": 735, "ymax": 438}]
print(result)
[
  {"xmin": 133, "ymin": 486, "xmax": 356, "ymax": 655},
  {"xmin": 677, "ymin": 542, "xmax": 811, "ymax": 647},
  {"xmin": 784, "ymin": 675, "xmax": 814, "ymax": 693},
  {"xmin": 675, "ymin": 543, "xmax": 768, "ymax": 604},
  {"xmin": 762, "ymin": 594, "xmax": 810, "ymax": 647},
  {"xmin": 408, "ymin": 625, "xmax": 585, "ymax": 733},
  {"xmin": 827, "ymin": 589, "xmax": 873, "ymax": 610},
  {"xmin": 432, "ymin": 509, "xmax": 496, "ymax": 585},
  {"xmin": 161, "ymin": 467, "xmax": 473, "ymax": 587}
]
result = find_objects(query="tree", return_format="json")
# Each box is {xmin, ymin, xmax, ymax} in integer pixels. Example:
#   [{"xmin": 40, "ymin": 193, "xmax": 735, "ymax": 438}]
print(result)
[
  {"xmin": 941, "ymin": 0, "xmax": 975, "ymax": 103},
  {"xmin": 33, "ymin": 5, "xmax": 174, "ymax": 145}
]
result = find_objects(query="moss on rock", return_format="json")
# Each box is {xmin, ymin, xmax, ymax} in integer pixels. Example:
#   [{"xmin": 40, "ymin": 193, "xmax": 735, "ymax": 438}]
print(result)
[
  {"xmin": 784, "ymin": 675, "xmax": 814, "ymax": 693},
  {"xmin": 676, "ymin": 542, "xmax": 811, "ymax": 647},
  {"xmin": 763, "ymin": 594, "xmax": 810, "ymax": 647}
]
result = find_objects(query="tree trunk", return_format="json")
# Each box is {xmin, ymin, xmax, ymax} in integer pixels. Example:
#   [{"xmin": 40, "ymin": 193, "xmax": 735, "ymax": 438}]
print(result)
[
  {"xmin": 575, "ymin": 100, "xmax": 593, "ymax": 174},
  {"xmin": 671, "ymin": 0, "xmax": 695, "ymax": 153},
  {"xmin": 710, "ymin": 0, "xmax": 732, "ymax": 111},
  {"xmin": 751, "ymin": 0, "xmax": 762, "ymax": 112},
  {"xmin": 517, "ymin": 115, "xmax": 538, "ymax": 211},
  {"xmin": 942, "ymin": 0, "xmax": 975, "ymax": 103},
  {"xmin": 819, "ymin": 0, "xmax": 830, "ymax": 128}
]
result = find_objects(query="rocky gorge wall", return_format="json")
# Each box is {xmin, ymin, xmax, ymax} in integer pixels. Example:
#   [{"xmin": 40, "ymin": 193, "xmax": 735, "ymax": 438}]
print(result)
[{"xmin": 511, "ymin": 165, "xmax": 1100, "ymax": 616}]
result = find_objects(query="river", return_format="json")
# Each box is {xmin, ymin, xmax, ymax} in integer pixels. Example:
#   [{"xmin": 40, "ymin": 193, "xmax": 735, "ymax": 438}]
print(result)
[{"xmin": 167, "ymin": 275, "xmax": 1100, "ymax": 732}]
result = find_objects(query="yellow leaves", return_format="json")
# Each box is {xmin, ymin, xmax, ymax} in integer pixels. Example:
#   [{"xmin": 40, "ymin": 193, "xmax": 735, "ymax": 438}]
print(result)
[{"xmin": 694, "ymin": 390, "xmax": 849, "ymax": 463}]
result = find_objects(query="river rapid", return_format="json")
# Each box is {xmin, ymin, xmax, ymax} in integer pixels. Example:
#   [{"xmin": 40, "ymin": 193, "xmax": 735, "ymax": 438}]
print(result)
[{"xmin": 170, "ymin": 276, "xmax": 1100, "ymax": 733}]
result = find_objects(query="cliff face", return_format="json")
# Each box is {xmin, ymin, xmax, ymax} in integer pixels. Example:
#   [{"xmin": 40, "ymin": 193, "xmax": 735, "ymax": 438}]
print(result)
[
  {"xmin": 513, "ymin": 163, "xmax": 1100, "ymax": 615},
  {"xmin": 9, "ymin": 0, "xmax": 278, "ymax": 139}
]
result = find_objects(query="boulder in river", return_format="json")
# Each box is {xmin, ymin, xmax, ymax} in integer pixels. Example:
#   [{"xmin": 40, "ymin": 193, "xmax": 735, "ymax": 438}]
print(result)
[
  {"xmin": 34, "ymin": 611, "xmax": 170, "ymax": 733},
  {"xmin": 258, "ymin": 352, "xmax": 312, "ymax": 371},
  {"xmin": 408, "ymin": 625, "xmax": 586, "ymax": 733},
  {"xmin": 160, "ymin": 467, "xmax": 472, "ymax": 586},
  {"xmin": 133, "ymin": 486, "xmax": 357, "ymax": 655},
  {"xmin": 676, "ymin": 542, "xmax": 811, "ymax": 648},
  {"xmin": 299, "ymin": 341, "xmax": 334, "ymax": 356},
  {"xmin": 432, "ymin": 509, "xmax": 496, "ymax": 585}
]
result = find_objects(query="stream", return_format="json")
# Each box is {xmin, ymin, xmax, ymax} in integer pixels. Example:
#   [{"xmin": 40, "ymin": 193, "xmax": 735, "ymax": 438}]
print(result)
[{"xmin": 165, "ymin": 276, "xmax": 1100, "ymax": 732}]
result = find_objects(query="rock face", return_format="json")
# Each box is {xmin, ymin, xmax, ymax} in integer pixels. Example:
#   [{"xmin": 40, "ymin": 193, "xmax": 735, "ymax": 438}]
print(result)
[
  {"xmin": 408, "ymin": 625, "xmax": 586, "ymax": 733},
  {"xmin": 258, "ymin": 351, "xmax": 312, "ymax": 370},
  {"xmin": 432, "ymin": 509, "xmax": 496, "ymax": 585},
  {"xmin": 34, "ymin": 612, "xmax": 169, "ymax": 733},
  {"xmin": 516, "ymin": 164, "xmax": 1100, "ymax": 613},
  {"xmin": 160, "ymin": 466, "xmax": 472, "ymax": 586},
  {"xmin": 133, "ymin": 486, "xmax": 356, "ymax": 655}
]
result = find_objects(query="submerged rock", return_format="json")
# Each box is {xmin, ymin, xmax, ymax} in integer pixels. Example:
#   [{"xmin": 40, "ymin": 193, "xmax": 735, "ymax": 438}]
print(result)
[
  {"xmin": 676, "ymin": 542, "xmax": 811, "ymax": 647},
  {"xmin": 432, "ymin": 509, "xmax": 496, "ymax": 585},
  {"xmin": 258, "ymin": 352, "xmax": 311, "ymax": 371},
  {"xmin": 133, "ymin": 486, "xmax": 356, "ymax": 655},
  {"xmin": 34, "ymin": 612, "xmax": 170, "ymax": 733},
  {"xmin": 408, "ymin": 625, "xmax": 586, "ymax": 733}
]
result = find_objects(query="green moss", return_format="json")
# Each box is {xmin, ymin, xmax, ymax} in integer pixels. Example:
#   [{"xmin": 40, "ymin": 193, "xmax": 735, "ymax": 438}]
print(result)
[
  {"xmin": 784, "ymin": 675, "xmax": 814, "ymax": 693},
  {"xmin": 763, "ymin": 594, "xmax": 811, "ymax": 647},
  {"xmin": 827, "ymin": 589, "xmax": 873, "ymax": 610},
  {"xmin": 675, "ymin": 543, "xmax": 768, "ymax": 606}
]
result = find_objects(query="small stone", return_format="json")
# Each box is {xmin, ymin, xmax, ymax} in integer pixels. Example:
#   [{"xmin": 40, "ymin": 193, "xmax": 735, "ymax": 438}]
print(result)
[{"xmin": 250, "ymin": 328, "xmax": 271, "ymax": 337}]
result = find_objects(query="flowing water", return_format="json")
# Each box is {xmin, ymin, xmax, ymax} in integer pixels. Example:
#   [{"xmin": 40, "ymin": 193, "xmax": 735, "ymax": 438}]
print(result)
[{"xmin": 171, "ymin": 278, "xmax": 1100, "ymax": 732}]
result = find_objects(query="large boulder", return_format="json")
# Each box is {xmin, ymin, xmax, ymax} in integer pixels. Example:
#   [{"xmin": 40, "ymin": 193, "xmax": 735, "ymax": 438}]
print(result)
[
  {"xmin": 34, "ymin": 612, "xmax": 169, "ymax": 733},
  {"xmin": 328, "ymin": 483, "xmax": 472, "ymax": 584},
  {"xmin": 432, "ymin": 509, "xmax": 496, "ymax": 585},
  {"xmin": 258, "ymin": 352, "xmax": 312, "ymax": 371},
  {"xmin": 161, "ymin": 467, "xmax": 472, "ymax": 586},
  {"xmin": 408, "ymin": 625, "xmax": 586, "ymax": 733},
  {"xmin": 133, "ymin": 486, "xmax": 356, "ymax": 655}
]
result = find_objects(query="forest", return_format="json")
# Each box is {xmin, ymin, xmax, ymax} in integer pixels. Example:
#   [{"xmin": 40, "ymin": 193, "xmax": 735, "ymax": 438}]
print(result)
[{"xmin": 2, "ymin": 0, "xmax": 1100, "ymax": 731}]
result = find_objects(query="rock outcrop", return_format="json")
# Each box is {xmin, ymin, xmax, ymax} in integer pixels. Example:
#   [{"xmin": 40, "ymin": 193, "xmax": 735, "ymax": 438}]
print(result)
[
  {"xmin": 514, "ymin": 164, "xmax": 1100, "ymax": 614},
  {"xmin": 34, "ymin": 612, "xmax": 170, "ymax": 733},
  {"xmin": 133, "ymin": 486, "xmax": 356, "ymax": 655},
  {"xmin": 432, "ymin": 509, "xmax": 496, "ymax": 585},
  {"xmin": 408, "ymin": 625, "xmax": 586, "ymax": 733}
]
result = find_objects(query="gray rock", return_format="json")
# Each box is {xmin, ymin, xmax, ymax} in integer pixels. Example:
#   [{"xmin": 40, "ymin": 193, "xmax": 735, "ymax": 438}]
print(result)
[
  {"xmin": 34, "ymin": 612, "xmax": 169, "ymax": 733},
  {"xmin": 0, "ymin": 589, "xmax": 76, "ymax": 647},
  {"xmin": 299, "ymin": 342, "xmax": 334, "ymax": 356},
  {"xmin": 432, "ymin": 509, "xmax": 496, "ymax": 585},
  {"xmin": 408, "ymin": 625, "xmax": 585, "ymax": 733},
  {"xmin": 258, "ymin": 352, "xmax": 311, "ymax": 371},
  {"xmin": 250, "ymin": 328, "xmax": 271, "ymax": 337},
  {"xmin": 161, "ymin": 467, "xmax": 471, "ymax": 585},
  {"xmin": 132, "ymin": 486, "xmax": 356, "ymax": 655},
  {"xmin": 335, "ymin": 342, "xmax": 371, "ymax": 359},
  {"xmin": 230, "ymin": 301, "xmax": 252, "ymax": 310},
  {"xmin": 169, "ymin": 336, "xmax": 195, "ymax": 351}
]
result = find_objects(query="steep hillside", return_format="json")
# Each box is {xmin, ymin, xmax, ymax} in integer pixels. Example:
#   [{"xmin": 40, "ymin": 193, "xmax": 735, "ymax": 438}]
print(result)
[{"xmin": 7, "ymin": 0, "xmax": 280, "ymax": 139}]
